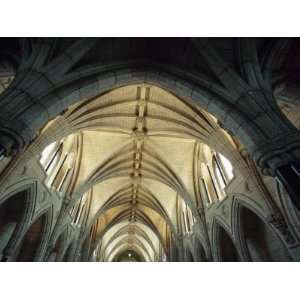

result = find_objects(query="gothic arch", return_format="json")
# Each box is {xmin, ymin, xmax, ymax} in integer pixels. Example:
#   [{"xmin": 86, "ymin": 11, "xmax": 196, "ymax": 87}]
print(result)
[
  {"xmin": 2, "ymin": 61, "xmax": 284, "ymax": 181},
  {"xmin": 231, "ymin": 195, "xmax": 270, "ymax": 261},
  {"xmin": 14, "ymin": 208, "xmax": 50, "ymax": 261},
  {"xmin": 90, "ymin": 208, "xmax": 167, "ymax": 253},
  {"xmin": 0, "ymin": 181, "xmax": 37, "ymax": 260},
  {"xmin": 0, "ymin": 191, "xmax": 27, "ymax": 258},
  {"xmin": 100, "ymin": 224, "xmax": 157, "ymax": 260},
  {"xmin": 30, "ymin": 207, "xmax": 53, "ymax": 261},
  {"xmin": 0, "ymin": 66, "xmax": 252, "ymax": 153},
  {"xmin": 212, "ymin": 219, "xmax": 241, "ymax": 262},
  {"xmin": 234, "ymin": 200, "xmax": 292, "ymax": 261},
  {"xmin": 1, "ymin": 38, "xmax": 300, "ymax": 262},
  {"xmin": 106, "ymin": 235, "xmax": 152, "ymax": 262}
]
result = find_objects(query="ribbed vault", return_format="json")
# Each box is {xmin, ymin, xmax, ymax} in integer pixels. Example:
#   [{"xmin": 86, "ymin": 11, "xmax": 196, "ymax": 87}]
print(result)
[{"xmin": 36, "ymin": 83, "xmax": 241, "ymax": 261}]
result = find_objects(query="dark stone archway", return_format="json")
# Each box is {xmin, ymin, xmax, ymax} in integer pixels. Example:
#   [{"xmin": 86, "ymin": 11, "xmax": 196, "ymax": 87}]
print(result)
[
  {"xmin": 15, "ymin": 212, "xmax": 47, "ymax": 262},
  {"xmin": 0, "ymin": 190, "xmax": 28, "ymax": 261},
  {"xmin": 240, "ymin": 205, "xmax": 291, "ymax": 261},
  {"xmin": 216, "ymin": 224, "xmax": 241, "ymax": 262}
]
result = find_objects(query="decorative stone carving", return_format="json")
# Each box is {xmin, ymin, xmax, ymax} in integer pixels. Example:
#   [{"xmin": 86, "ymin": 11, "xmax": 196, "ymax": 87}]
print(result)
[
  {"xmin": 267, "ymin": 212, "xmax": 296, "ymax": 245},
  {"xmin": 221, "ymin": 204, "xmax": 229, "ymax": 218}
]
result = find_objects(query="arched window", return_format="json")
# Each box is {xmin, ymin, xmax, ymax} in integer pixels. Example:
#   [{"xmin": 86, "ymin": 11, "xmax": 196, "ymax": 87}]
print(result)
[
  {"xmin": 211, "ymin": 153, "xmax": 234, "ymax": 201},
  {"xmin": 200, "ymin": 143, "xmax": 235, "ymax": 204},
  {"xmin": 217, "ymin": 153, "xmax": 234, "ymax": 182},
  {"xmin": 71, "ymin": 194, "xmax": 88, "ymax": 226},
  {"xmin": 44, "ymin": 150, "xmax": 75, "ymax": 196},
  {"xmin": 40, "ymin": 134, "xmax": 77, "ymax": 194},
  {"xmin": 213, "ymin": 156, "xmax": 226, "ymax": 190},
  {"xmin": 180, "ymin": 199, "xmax": 194, "ymax": 235},
  {"xmin": 199, "ymin": 175, "xmax": 212, "ymax": 205},
  {"xmin": 40, "ymin": 141, "xmax": 60, "ymax": 171},
  {"xmin": 40, "ymin": 141, "xmax": 64, "ymax": 189},
  {"xmin": 185, "ymin": 203, "xmax": 194, "ymax": 233}
]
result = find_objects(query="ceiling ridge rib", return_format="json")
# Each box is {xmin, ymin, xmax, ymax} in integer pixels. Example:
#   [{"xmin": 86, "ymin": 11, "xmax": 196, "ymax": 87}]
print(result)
[{"xmin": 129, "ymin": 85, "xmax": 150, "ymax": 230}]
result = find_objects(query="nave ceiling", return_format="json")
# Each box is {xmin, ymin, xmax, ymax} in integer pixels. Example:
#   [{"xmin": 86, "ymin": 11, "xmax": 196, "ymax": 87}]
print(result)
[
  {"xmin": 0, "ymin": 38, "xmax": 300, "ymax": 262},
  {"xmin": 37, "ymin": 83, "xmax": 237, "ymax": 261}
]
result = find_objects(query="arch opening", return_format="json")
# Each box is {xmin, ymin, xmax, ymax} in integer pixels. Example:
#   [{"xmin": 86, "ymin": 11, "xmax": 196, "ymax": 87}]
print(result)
[
  {"xmin": 0, "ymin": 191, "xmax": 28, "ymax": 260},
  {"xmin": 240, "ymin": 206, "xmax": 291, "ymax": 262},
  {"xmin": 15, "ymin": 213, "xmax": 47, "ymax": 262},
  {"xmin": 217, "ymin": 225, "xmax": 240, "ymax": 262}
]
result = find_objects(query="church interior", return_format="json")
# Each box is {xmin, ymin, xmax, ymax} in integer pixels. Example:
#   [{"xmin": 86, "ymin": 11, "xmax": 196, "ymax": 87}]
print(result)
[{"xmin": 0, "ymin": 37, "xmax": 300, "ymax": 262}]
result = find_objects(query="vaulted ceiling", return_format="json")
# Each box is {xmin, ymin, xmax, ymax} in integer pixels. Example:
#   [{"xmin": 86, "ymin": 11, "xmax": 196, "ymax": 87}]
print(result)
[
  {"xmin": 50, "ymin": 83, "xmax": 238, "ymax": 261},
  {"xmin": 1, "ymin": 37, "xmax": 298, "ymax": 261}
]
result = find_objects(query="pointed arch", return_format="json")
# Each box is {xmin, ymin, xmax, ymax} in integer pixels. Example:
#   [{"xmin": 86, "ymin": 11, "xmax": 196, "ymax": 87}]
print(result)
[
  {"xmin": 28, "ymin": 207, "xmax": 52, "ymax": 261},
  {"xmin": 14, "ymin": 208, "xmax": 51, "ymax": 262},
  {"xmin": 235, "ymin": 200, "xmax": 292, "ymax": 262},
  {"xmin": 0, "ymin": 181, "xmax": 37, "ymax": 260},
  {"xmin": 212, "ymin": 218, "xmax": 241, "ymax": 262}
]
